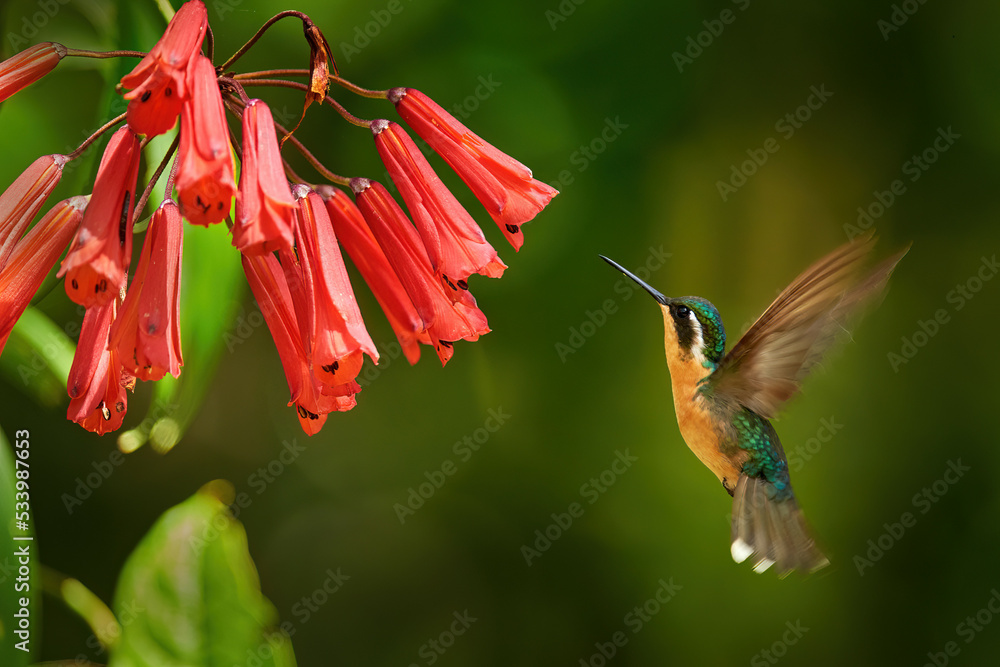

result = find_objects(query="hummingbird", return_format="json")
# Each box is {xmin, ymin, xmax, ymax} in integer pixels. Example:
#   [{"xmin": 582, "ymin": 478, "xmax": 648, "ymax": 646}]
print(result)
[{"xmin": 601, "ymin": 233, "xmax": 908, "ymax": 576}]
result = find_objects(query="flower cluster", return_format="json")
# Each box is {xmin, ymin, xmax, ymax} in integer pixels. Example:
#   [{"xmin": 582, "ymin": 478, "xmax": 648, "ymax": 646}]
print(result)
[{"xmin": 0, "ymin": 0, "xmax": 557, "ymax": 436}]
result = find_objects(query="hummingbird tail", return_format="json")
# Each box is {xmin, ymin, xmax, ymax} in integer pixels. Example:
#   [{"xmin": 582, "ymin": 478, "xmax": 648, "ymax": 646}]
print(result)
[{"xmin": 730, "ymin": 474, "xmax": 829, "ymax": 577}]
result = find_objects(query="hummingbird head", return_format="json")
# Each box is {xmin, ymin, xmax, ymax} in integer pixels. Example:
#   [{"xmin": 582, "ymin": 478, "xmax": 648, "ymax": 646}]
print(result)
[{"xmin": 600, "ymin": 256, "xmax": 726, "ymax": 370}]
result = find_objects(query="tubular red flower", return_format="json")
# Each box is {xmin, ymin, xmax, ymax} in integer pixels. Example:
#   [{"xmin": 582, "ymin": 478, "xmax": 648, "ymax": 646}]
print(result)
[
  {"xmin": 111, "ymin": 200, "xmax": 183, "ymax": 382},
  {"xmin": 233, "ymin": 99, "xmax": 296, "ymax": 255},
  {"xmin": 67, "ymin": 300, "xmax": 135, "ymax": 435},
  {"xmin": 351, "ymin": 178, "xmax": 489, "ymax": 366},
  {"xmin": 317, "ymin": 185, "xmax": 428, "ymax": 365},
  {"xmin": 120, "ymin": 0, "xmax": 207, "ymax": 137},
  {"xmin": 390, "ymin": 87, "xmax": 558, "ymax": 251},
  {"xmin": 241, "ymin": 252, "xmax": 351, "ymax": 435},
  {"xmin": 0, "ymin": 42, "xmax": 66, "ymax": 104},
  {"xmin": 372, "ymin": 119, "xmax": 505, "ymax": 295},
  {"xmin": 58, "ymin": 126, "xmax": 142, "ymax": 308},
  {"xmin": 0, "ymin": 153, "xmax": 68, "ymax": 269},
  {"xmin": 0, "ymin": 196, "xmax": 87, "ymax": 354},
  {"xmin": 290, "ymin": 186, "xmax": 378, "ymax": 389},
  {"xmin": 176, "ymin": 55, "xmax": 235, "ymax": 226}
]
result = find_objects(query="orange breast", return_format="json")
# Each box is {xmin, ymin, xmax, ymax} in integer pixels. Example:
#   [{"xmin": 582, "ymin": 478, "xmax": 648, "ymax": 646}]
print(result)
[{"xmin": 661, "ymin": 309, "xmax": 744, "ymax": 492}]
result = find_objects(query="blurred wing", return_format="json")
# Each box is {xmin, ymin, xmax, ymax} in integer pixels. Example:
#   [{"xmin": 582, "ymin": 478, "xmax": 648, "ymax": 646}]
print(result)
[{"xmin": 704, "ymin": 233, "xmax": 909, "ymax": 419}]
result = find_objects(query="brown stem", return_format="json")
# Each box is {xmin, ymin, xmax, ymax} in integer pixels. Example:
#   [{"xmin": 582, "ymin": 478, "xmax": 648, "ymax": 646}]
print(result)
[
  {"xmin": 218, "ymin": 10, "xmax": 314, "ymax": 71},
  {"xmin": 237, "ymin": 78, "xmax": 371, "ymax": 127},
  {"xmin": 64, "ymin": 48, "xmax": 146, "ymax": 59},
  {"xmin": 235, "ymin": 70, "xmax": 389, "ymax": 98},
  {"xmin": 134, "ymin": 133, "xmax": 180, "ymax": 224},
  {"xmin": 66, "ymin": 113, "xmax": 128, "ymax": 161}
]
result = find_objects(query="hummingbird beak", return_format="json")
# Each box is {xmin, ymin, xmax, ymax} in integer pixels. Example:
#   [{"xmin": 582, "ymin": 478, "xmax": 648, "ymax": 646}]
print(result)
[{"xmin": 599, "ymin": 255, "xmax": 669, "ymax": 305}]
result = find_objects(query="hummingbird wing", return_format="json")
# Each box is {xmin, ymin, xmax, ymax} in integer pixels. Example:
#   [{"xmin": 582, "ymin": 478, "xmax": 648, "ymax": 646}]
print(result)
[{"xmin": 703, "ymin": 233, "xmax": 909, "ymax": 419}]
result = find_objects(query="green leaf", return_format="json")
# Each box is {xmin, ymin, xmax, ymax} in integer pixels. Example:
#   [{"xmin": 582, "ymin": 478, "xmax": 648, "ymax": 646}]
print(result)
[
  {"xmin": 0, "ymin": 307, "xmax": 75, "ymax": 408},
  {"xmin": 0, "ymin": 427, "xmax": 39, "ymax": 664},
  {"xmin": 108, "ymin": 481, "xmax": 296, "ymax": 667}
]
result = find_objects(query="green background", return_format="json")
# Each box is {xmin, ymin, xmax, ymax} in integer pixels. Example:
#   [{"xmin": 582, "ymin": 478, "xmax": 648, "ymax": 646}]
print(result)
[{"xmin": 1, "ymin": 0, "xmax": 999, "ymax": 664}]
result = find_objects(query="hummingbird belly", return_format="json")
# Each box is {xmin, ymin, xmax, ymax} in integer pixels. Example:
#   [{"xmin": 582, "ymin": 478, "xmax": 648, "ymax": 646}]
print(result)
[{"xmin": 668, "ymin": 359, "xmax": 746, "ymax": 493}]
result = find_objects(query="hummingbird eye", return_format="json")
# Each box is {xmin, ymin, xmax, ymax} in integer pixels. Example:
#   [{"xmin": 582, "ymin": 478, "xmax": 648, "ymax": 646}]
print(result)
[{"xmin": 675, "ymin": 305, "xmax": 691, "ymax": 319}]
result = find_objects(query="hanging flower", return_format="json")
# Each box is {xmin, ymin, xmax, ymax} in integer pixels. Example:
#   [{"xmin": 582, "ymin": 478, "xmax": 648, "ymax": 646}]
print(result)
[
  {"xmin": 289, "ymin": 186, "xmax": 378, "ymax": 389},
  {"xmin": 120, "ymin": 0, "xmax": 208, "ymax": 137},
  {"xmin": 0, "ymin": 196, "xmax": 87, "ymax": 353},
  {"xmin": 0, "ymin": 42, "xmax": 66, "ymax": 104},
  {"xmin": 233, "ymin": 99, "xmax": 296, "ymax": 255},
  {"xmin": 352, "ymin": 178, "xmax": 489, "ymax": 366},
  {"xmin": 67, "ymin": 300, "xmax": 135, "ymax": 435},
  {"xmin": 318, "ymin": 185, "xmax": 428, "ymax": 365},
  {"xmin": 372, "ymin": 119, "xmax": 505, "ymax": 297},
  {"xmin": 58, "ymin": 126, "xmax": 142, "ymax": 308},
  {"xmin": 111, "ymin": 199, "xmax": 184, "ymax": 382},
  {"xmin": 0, "ymin": 153, "xmax": 68, "ymax": 269},
  {"xmin": 389, "ymin": 87, "xmax": 558, "ymax": 250},
  {"xmin": 0, "ymin": 6, "xmax": 559, "ymax": 437},
  {"xmin": 241, "ymin": 252, "xmax": 354, "ymax": 435},
  {"xmin": 176, "ymin": 55, "xmax": 235, "ymax": 226}
]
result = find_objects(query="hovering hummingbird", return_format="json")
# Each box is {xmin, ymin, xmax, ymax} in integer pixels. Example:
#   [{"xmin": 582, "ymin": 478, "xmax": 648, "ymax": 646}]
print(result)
[{"xmin": 601, "ymin": 233, "xmax": 908, "ymax": 576}]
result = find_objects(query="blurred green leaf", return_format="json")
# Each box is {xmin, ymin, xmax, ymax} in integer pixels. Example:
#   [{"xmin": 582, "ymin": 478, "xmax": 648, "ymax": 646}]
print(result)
[
  {"xmin": 109, "ymin": 480, "xmax": 295, "ymax": 667},
  {"xmin": 0, "ymin": 427, "xmax": 38, "ymax": 664},
  {"xmin": 0, "ymin": 307, "xmax": 75, "ymax": 409}
]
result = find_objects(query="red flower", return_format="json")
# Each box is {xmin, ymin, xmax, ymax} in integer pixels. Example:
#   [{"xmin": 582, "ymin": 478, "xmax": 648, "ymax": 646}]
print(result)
[
  {"xmin": 289, "ymin": 186, "xmax": 378, "ymax": 389},
  {"xmin": 390, "ymin": 87, "xmax": 558, "ymax": 251},
  {"xmin": 0, "ymin": 153, "xmax": 68, "ymax": 269},
  {"xmin": 58, "ymin": 126, "xmax": 142, "ymax": 308},
  {"xmin": 0, "ymin": 196, "xmax": 87, "ymax": 353},
  {"xmin": 233, "ymin": 99, "xmax": 296, "ymax": 255},
  {"xmin": 317, "ymin": 185, "xmax": 429, "ymax": 365},
  {"xmin": 176, "ymin": 55, "xmax": 235, "ymax": 226},
  {"xmin": 372, "ymin": 119, "xmax": 505, "ymax": 295},
  {"xmin": 241, "ymin": 252, "xmax": 354, "ymax": 435},
  {"xmin": 110, "ymin": 199, "xmax": 183, "ymax": 382},
  {"xmin": 351, "ymin": 178, "xmax": 489, "ymax": 366},
  {"xmin": 67, "ymin": 300, "xmax": 135, "ymax": 435},
  {"xmin": 0, "ymin": 42, "xmax": 66, "ymax": 104},
  {"xmin": 120, "ymin": 0, "xmax": 207, "ymax": 137}
]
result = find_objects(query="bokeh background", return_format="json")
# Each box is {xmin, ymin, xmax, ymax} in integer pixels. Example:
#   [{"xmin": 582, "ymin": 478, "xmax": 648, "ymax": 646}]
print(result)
[{"xmin": 2, "ymin": 0, "xmax": 999, "ymax": 664}]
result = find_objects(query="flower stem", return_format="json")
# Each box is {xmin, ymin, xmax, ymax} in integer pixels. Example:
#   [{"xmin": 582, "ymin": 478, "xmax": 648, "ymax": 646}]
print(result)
[
  {"xmin": 135, "ymin": 133, "xmax": 180, "ymax": 222},
  {"xmin": 64, "ymin": 48, "xmax": 146, "ymax": 59},
  {"xmin": 235, "ymin": 70, "xmax": 389, "ymax": 98},
  {"xmin": 218, "ymin": 10, "xmax": 314, "ymax": 71},
  {"xmin": 66, "ymin": 113, "xmax": 127, "ymax": 161},
  {"xmin": 238, "ymin": 78, "xmax": 371, "ymax": 127}
]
